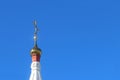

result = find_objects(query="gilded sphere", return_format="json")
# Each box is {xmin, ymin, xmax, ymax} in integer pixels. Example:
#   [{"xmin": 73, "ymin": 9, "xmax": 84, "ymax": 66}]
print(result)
[{"xmin": 30, "ymin": 47, "xmax": 41, "ymax": 55}]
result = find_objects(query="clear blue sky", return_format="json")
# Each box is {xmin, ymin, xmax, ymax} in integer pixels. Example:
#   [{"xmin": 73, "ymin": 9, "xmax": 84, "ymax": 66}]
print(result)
[{"xmin": 0, "ymin": 0, "xmax": 120, "ymax": 80}]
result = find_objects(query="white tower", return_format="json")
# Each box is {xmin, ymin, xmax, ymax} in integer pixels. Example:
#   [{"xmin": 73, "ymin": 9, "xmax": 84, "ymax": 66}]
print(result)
[{"xmin": 29, "ymin": 21, "xmax": 42, "ymax": 80}]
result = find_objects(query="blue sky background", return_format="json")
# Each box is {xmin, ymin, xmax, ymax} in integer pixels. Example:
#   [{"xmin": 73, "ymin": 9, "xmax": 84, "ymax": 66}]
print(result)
[{"xmin": 0, "ymin": 0, "xmax": 120, "ymax": 80}]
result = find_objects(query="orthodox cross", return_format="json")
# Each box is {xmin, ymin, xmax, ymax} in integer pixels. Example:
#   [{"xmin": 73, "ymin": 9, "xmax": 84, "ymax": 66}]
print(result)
[{"xmin": 33, "ymin": 20, "xmax": 39, "ymax": 46}]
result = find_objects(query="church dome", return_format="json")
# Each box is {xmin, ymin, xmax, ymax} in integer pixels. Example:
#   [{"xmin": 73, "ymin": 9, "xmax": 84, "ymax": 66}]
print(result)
[{"xmin": 30, "ymin": 45, "xmax": 41, "ymax": 55}]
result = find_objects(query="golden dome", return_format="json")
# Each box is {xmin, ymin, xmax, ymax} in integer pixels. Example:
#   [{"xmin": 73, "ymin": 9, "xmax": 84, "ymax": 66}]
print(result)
[{"xmin": 30, "ymin": 45, "xmax": 41, "ymax": 55}]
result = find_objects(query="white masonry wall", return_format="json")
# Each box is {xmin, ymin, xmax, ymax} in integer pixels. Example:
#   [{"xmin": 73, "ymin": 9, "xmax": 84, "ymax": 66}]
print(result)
[{"xmin": 29, "ymin": 62, "xmax": 42, "ymax": 80}]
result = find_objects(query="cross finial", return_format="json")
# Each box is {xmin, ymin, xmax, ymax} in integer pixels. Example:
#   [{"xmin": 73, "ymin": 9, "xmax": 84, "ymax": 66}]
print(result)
[{"xmin": 33, "ymin": 20, "xmax": 39, "ymax": 47}]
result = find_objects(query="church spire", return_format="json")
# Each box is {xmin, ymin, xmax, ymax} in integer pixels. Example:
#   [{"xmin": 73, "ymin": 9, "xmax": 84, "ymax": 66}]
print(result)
[
  {"xmin": 29, "ymin": 20, "xmax": 42, "ymax": 80},
  {"xmin": 30, "ymin": 20, "xmax": 41, "ymax": 56}
]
